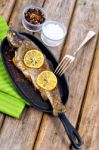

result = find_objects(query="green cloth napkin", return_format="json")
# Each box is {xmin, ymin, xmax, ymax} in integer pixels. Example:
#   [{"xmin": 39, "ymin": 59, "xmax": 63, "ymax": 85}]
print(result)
[
  {"xmin": 0, "ymin": 91, "xmax": 25, "ymax": 118},
  {"xmin": 0, "ymin": 16, "xmax": 28, "ymax": 118},
  {"xmin": 0, "ymin": 56, "xmax": 28, "ymax": 118},
  {"xmin": 0, "ymin": 16, "xmax": 9, "ymax": 44}
]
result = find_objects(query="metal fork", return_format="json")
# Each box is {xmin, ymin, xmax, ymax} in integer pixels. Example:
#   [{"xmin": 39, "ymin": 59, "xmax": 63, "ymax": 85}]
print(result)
[{"xmin": 55, "ymin": 31, "xmax": 96, "ymax": 76}]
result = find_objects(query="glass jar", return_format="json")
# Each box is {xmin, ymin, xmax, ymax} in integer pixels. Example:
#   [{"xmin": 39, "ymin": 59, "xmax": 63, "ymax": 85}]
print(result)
[
  {"xmin": 22, "ymin": 5, "xmax": 47, "ymax": 32},
  {"xmin": 41, "ymin": 20, "xmax": 67, "ymax": 47}
]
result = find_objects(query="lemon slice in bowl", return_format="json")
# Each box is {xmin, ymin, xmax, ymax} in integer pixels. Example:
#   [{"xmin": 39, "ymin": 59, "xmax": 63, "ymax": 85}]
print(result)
[
  {"xmin": 36, "ymin": 71, "xmax": 57, "ymax": 91},
  {"xmin": 24, "ymin": 49, "xmax": 44, "ymax": 68}
]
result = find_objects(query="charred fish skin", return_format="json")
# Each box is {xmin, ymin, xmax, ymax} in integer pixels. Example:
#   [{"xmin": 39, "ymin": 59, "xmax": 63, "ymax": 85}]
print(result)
[
  {"xmin": 7, "ymin": 31, "xmax": 66, "ymax": 116},
  {"xmin": 7, "ymin": 30, "xmax": 25, "ymax": 48}
]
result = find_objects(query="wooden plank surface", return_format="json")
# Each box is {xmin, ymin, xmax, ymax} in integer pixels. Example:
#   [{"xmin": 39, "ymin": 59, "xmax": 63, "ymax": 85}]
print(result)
[
  {"xmin": 0, "ymin": 0, "xmax": 99, "ymax": 150},
  {"xmin": 0, "ymin": 0, "xmax": 15, "ymax": 21},
  {"xmin": 0, "ymin": 0, "xmax": 45, "ymax": 150},
  {"xmin": 34, "ymin": 0, "xmax": 99, "ymax": 149},
  {"xmin": 0, "ymin": 0, "xmax": 16, "ymax": 131},
  {"xmin": 35, "ymin": 0, "xmax": 77, "ymax": 60},
  {"xmin": 9, "ymin": 0, "xmax": 44, "ymax": 31},
  {"xmin": 77, "ymin": 39, "xmax": 99, "ymax": 150},
  {"xmin": 39, "ymin": 0, "xmax": 77, "ymax": 60},
  {"xmin": 34, "ymin": 0, "xmax": 78, "ymax": 149}
]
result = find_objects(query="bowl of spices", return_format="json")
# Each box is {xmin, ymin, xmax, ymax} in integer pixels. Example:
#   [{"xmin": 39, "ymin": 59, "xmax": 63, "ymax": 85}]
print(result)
[
  {"xmin": 22, "ymin": 5, "xmax": 47, "ymax": 32},
  {"xmin": 41, "ymin": 20, "xmax": 67, "ymax": 47}
]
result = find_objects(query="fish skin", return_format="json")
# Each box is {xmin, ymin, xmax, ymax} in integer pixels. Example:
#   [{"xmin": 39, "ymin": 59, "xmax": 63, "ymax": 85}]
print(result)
[
  {"xmin": 7, "ymin": 30, "xmax": 23, "ymax": 48},
  {"xmin": 7, "ymin": 31, "xmax": 66, "ymax": 116}
]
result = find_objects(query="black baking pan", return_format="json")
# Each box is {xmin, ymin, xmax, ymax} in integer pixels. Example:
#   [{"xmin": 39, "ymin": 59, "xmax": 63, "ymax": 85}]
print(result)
[{"xmin": 1, "ymin": 32, "xmax": 82, "ymax": 149}]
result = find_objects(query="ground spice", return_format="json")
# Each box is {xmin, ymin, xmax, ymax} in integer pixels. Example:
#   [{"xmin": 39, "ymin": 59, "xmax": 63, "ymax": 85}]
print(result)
[{"xmin": 25, "ymin": 8, "xmax": 45, "ymax": 25}]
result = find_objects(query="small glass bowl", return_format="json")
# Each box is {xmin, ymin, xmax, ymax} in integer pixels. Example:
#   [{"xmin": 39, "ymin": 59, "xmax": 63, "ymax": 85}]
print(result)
[
  {"xmin": 22, "ymin": 5, "xmax": 47, "ymax": 32},
  {"xmin": 41, "ymin": 20, "xmax": 67, "ymax": 47}
]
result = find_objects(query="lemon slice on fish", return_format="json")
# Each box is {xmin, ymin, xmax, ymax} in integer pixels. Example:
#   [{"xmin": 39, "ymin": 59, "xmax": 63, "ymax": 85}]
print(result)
[
  {"xmin": 24, "ymin": 49, "xmax": 44, "ymax": 68},
  {"xmin": 36, "ymin": 71, "xmax": 57, "ymax": 91}
]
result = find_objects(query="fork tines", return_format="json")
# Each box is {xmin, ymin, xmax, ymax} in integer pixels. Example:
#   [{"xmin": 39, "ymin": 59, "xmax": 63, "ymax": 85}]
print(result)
[{"xmin": 54, "ymin": 55, "xmax": 75, "ymax": 76}]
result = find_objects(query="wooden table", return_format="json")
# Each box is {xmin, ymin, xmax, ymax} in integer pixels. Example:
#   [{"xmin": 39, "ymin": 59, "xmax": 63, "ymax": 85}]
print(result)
[{"xmin": 0, "ymin": 0, "xmax": 99, "ymax": 150}]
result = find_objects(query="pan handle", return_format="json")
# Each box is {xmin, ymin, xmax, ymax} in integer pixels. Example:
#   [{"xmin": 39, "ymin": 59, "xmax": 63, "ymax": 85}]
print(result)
[{"xmin": 59, "ymin": 113, "xmax": 83, "ymax": 149}]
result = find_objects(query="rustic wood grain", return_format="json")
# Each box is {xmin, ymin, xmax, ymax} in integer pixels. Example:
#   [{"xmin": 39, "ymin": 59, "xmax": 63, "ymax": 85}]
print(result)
[
  {"xmin": 0, "ymin": 0, "xmax": 99, "ymax": 150},
  {"xmin": 35, "ymin": 0, "xmax": 77, "ymax": 60},
  {"xmin": 0, "ymin": 0, "xmax": 16, "ymax": 131},
  {"xmin": 76, "ymin": 39, "xmax": 99, "ymax": 150},
  {"xmin": 33, "ymin": 0, "xmax": 78, "ymax": 149},
  {"xmin": 0, "ymin": 108, "xmax": 43, "ymax": 150},
  {"xmin": 0, "ymin": 0, "xmax": 77, "ymax": 149},
  {"xmin": 0, "ymin": 0, "xmax": 15, "ymax": 21},
  {"xmin": 0, "ymin": 0, "xmax": 45, "ymax": 150},
  {"xmin": 34, "ymin": 0, "xmax": 99, "ymax": 149},
  {"xmin": 9, "ymin": 0, "xmax": 44, "ymax": 31}
]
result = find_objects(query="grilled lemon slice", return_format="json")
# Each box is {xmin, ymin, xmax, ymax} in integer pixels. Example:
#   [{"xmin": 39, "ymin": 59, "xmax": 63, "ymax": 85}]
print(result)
[
  {"xmin": 24, "ymin": 49, "xmax": 44, "ymax": 68},
  {"xmin": 36, "ymin": 71, "xmax": 57, "ymax": 91}
]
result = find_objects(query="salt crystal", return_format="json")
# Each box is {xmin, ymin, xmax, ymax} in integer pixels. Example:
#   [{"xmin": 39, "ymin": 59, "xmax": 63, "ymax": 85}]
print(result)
[{"xmin": 43, "ymin": 23, "xmax": 64, "ymax": 40}]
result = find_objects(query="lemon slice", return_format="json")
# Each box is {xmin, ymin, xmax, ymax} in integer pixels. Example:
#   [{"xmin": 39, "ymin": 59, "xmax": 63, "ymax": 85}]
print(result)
[
  {"xmin": 24, "ymin": 49, "xmax": 44, "ymax": 68},
  {"xmin": 36, "ymin": 71, "xmax": 57, "ymax": 91}
]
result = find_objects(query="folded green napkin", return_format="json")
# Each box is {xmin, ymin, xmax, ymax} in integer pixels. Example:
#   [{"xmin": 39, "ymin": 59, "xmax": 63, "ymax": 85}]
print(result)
[
  {"xmin": 0, "ymin": 16, "xmax": 9, "ymax": 44},
  {"xmin": 0, "ymin": 16, "xmax": 28, "ymax": 118},
  {"xmin": 0, "ymin": 56, "xmax": 28, "ymax": 118},
  {"xmin": 0, "ymin": 91, "xmax": 25, "ymax": 118}
]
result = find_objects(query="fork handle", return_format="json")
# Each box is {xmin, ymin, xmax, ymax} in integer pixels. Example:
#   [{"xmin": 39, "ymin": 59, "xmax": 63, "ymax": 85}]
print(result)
[{"xmin": 73, "ymin": 31, "xmax": 96, "ymax": 56}]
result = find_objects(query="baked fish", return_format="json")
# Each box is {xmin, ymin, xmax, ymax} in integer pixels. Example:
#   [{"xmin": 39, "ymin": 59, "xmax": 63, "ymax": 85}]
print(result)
[{"xmin": 7, "ymin": 30, "xmax": 66, "ymax": 116}]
